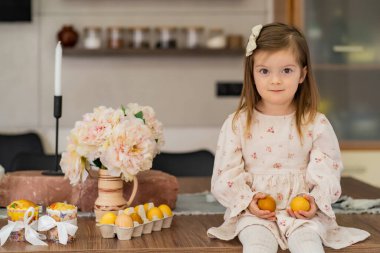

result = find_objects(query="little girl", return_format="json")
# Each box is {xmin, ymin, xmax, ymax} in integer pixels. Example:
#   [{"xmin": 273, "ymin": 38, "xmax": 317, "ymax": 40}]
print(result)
[{"xmin": 207, "ymin": 23, "xmax": 370, "ymax": 253}]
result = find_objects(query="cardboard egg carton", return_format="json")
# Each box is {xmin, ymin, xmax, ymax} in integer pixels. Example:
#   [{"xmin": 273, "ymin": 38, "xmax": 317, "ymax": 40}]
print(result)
[
  {"xmin": 97, "ymin": 216, "xmax": 173, "ymax": 240},
  {"xmin": 96, "ymin": 204, "xmax": 174, "ymax": 240}
]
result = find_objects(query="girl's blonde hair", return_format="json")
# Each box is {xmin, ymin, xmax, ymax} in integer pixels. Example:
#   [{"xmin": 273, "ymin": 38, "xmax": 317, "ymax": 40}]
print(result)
[{"xmin": 233, "ymin": 22, "xmax": 319, "ymax": 138}]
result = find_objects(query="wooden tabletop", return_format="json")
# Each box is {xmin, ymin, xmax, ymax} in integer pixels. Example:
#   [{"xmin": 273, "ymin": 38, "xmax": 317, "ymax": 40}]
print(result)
[{"xmin": 0, "ymin": 177, "xmax": 379, "ymax": 253}]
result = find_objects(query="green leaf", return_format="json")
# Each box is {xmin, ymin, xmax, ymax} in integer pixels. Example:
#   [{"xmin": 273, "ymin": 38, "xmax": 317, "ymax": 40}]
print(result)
[
  {"xmin": 134, "ymin": 111, "xmax": 145, "ymax": 124},
  {"xmin": 92, "ymin": 158, "xmax": 102, "ymax": 168},
  {"xmin": 121, "ymin": 105, "xmax": 126, "ymax": 116}
]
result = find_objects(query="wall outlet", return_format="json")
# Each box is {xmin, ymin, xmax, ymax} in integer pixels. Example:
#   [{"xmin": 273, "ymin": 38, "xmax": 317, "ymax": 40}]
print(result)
[{"xmin": 216, "ymin": 82, "xmax": 243, "ymax": 97}]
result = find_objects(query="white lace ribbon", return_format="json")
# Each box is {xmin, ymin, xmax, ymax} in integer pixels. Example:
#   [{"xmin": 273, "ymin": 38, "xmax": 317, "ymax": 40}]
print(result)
[
  {"xmin": 37, "ymin": 215, "xmax": 78, "ymax": 245},
  {"xmin": 245, "ymin": 24, "xmax": 263, "ymax": 57},
  {"xmin": 0, "ymin": 207, "xmax": 47, "ymax": 246}
]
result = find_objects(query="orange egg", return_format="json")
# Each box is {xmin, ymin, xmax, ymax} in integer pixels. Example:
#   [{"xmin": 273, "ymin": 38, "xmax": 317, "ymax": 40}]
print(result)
[
  {"xmin": 115, "ymin": 213, "xmax": 133, "ymax": 228},
  {"xmin": 290, "ymin": 196, "xmax": 310, "ymax": 212},
  {"xmin": 257, "ymin": 196, "xmax": 276, "ymax": 212},
  {"xmin": 130, "ymin": 212, "xmax": 143, "ymax": 224}
]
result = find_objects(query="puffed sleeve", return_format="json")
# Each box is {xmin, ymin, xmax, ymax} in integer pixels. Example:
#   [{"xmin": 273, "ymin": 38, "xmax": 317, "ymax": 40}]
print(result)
[
  {"xmin": 306, "ymin": 114, "xmax": 343, "ymax": 218},
  {"xmin": 211, "ymin": 114, "xmax": 255, "ymax": 218}
]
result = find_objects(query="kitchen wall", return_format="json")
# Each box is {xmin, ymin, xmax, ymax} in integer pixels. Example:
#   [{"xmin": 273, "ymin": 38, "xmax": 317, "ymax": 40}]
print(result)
[{"xmin": 0, "ymin": 0, "xmax": 272, "ymax": 153}]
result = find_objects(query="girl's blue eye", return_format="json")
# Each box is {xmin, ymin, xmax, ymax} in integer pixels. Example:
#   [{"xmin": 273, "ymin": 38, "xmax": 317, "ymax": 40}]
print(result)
[
  {"xmin": 283, "ymin": 68, "xmax": 293, "ymax": 74},
  {"xmin": 259, "ymin": 69, "xmax": 269, "ymax": 75}
]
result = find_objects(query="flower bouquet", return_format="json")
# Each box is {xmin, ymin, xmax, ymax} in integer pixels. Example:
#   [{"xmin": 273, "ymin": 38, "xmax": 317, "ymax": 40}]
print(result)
[{"xmin": 60, "ymin": 103, "xmax": 164, "ymax": 220}]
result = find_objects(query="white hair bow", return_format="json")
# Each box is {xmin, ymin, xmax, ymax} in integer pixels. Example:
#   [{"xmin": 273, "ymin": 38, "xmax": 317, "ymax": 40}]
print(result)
[{"xmin": 245, "ymin": 24, "xmax": 263, "ymax": 57}]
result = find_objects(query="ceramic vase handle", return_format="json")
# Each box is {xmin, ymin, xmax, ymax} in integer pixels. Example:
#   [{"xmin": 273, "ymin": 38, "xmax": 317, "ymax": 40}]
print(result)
[{"xmin": 127, "ymin": 176, "xmax": 138, "ymax": 206}]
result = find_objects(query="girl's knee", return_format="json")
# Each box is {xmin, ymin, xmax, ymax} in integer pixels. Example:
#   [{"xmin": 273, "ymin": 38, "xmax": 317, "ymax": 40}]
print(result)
[
  {"xmin": 288, "ymin": 226, "xmax": 324, "ymax": 253},
  {"xmin": 288, "ymin": 226, "xmax": 321, "ymax": 243},
  {"xmin": 239, "ymin": 225, "xmax": 278, "ymax": 253}
]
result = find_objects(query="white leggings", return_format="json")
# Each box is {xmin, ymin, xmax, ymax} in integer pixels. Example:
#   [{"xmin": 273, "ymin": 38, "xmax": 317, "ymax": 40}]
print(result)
[{"xmin": 238, "ymin": 225, "xmax": 325, "ymax": 253}]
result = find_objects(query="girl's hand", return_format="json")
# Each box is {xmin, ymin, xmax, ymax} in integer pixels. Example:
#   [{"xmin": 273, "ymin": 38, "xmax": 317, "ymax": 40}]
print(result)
[
  {"xmin": 248, "ymin": 192, "xmax": 277, "ymax": 221},
  {"xmin": 287, "ymin": 194, "xmax": 318, "ymax": 219}
]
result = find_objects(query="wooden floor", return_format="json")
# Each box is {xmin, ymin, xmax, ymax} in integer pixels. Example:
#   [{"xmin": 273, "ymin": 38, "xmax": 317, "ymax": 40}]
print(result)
[{"xmin": 0, "ymin": 177, "xmax": 378, "ymax": 252}]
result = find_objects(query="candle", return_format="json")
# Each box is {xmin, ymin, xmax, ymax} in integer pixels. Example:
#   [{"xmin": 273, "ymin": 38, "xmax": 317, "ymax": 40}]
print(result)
[{"xmin": 54, "ymin": 41, "xmax": 62, "ymax": 96}]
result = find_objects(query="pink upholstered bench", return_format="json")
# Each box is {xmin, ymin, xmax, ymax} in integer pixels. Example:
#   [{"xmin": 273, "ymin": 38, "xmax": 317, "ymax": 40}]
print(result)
[{"xmin": 0, "ymin": 170, "xmax": 178, "ymax": 211}]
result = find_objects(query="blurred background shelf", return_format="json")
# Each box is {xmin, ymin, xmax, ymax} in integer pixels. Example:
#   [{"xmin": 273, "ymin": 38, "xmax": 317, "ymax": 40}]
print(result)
[
  {"xmin": 63, "ymin": 48, "xmax": 245, "ymax": 57},
  {"xmin": 314, "ymin": 64, "xmax": 380, "ymax": 70}
]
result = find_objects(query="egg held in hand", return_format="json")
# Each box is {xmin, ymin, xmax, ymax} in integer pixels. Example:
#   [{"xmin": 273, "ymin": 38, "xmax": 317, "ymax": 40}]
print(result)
[
  {"xmin": 290, "ymin": 196, "xmax": 311, "ymax": 212},
  {"xmin": 257, "ymin": 196, "xmax": 276, "ymax": 212}
]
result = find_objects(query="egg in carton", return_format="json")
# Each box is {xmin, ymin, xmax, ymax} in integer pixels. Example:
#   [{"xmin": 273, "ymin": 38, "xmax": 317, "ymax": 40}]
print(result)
[
  {"xmin": 97, "ymin": 211, "xmax": 138, "ymax": 240},
  {"xmin": 147, "ymin": 207, "xmax": 164, "ymax": 232},
  {"xmin": 114, "ymin": 213, "xmax": 134, "ymax": 240},
  {"xmin": 97, "ymin": 203, "xmax": 174, "ymax": 240},
  {"xmin": 158, "ymin": 204, "xmax": 174, "ymax": 229},
  {"xmin": 123, "ymin": 207, "xmax": 144, "ymax": 237},
  {"xmin": 134, "ymin": 203, "xmax": 154, "ymax": 234},
  {"xmin": 146, "ymin": 203, "xmax": 175, "ymax": 231},
  {"xmin": 138, "ymin": 203, "xmax": 174, "ymax": 232}
]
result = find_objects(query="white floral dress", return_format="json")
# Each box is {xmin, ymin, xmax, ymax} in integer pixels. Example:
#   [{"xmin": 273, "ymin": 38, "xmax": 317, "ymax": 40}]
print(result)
[{"xmin": 207, "ymin": 110, "xmax": 370, "ymax": 250}]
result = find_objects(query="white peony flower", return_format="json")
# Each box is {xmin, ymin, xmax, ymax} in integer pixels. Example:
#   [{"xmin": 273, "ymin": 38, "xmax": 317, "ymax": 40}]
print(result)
[{"xmin": 60, "ymin": 103, "xmax": 164, "ymax": 185}]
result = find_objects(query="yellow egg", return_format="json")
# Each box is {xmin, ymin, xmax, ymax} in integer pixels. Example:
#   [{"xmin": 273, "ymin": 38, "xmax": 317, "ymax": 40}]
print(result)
[
  {"xmin": 134, "ymin": 205, "xmax": 147, "ymax": 220},
  {"xmin": 135, "ymin": 205, "xmax": 144, "ymax": 214},
  {"xmin": 123, "ymin": 207, "xmax": 135, "ymax": 215},
  {"xmin": 290, "ymin": 196, "xmax": 311, "ymax": 212},
  {"xmin": 257, "ymin": 196, "xmax": 276, "ymax": 212},
  {"xmin": 158, "ymin": 204, "xmax": 173, "ymax": 217},
  {"xmin": 115, "ymin": 213, "xmax": 133, "ymax": 228},
  {"xmin": 143, "ymin": 202, "xmax": 154, "ymax": 213},
  {"xmin": 99, "ymin": 212, "xmax": 117, "ymax": 225},
  {"xmin": 146, "ymin": 207, "xmax": 163, "ymax": 221},
  {"xmin": 130, "ymin": 212, "xmax": 143, "ymax": 224}
]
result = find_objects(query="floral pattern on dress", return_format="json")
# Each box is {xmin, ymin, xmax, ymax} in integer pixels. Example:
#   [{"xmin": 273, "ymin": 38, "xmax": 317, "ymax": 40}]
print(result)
[{"xmin": 207, "ymin": 110, "xmax": 370, "ymax": 250}]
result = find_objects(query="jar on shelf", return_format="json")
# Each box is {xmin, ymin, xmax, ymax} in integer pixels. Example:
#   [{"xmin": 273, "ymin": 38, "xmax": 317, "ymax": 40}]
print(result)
[
  {"xmin": 57, "ymin": 25, "xmax": 79, "ymax": 48},
  {"xmin": 226, "ymin": 34, "xmax": 244, "ymax": 49},
  {"xmin": 107, "ymin": 27, "xmax": 124, "ymax": 49},
  {"xmin": 182, "ymin": 26, "xmax": 204, "ymax": 49},
  {"xmin": 83, "ymin": 27, "xmax": 102, "ymax": 49},
  {"xmin": 127, "ymin": 27, "xmax": 150, "ymax": 49},
  {"xmin": 206, "ymin": 28, "xmax": 226, "ymax": 49},
  {"xmin": 155, "ymin": 26, "xmax": 177, "ymax": 49}
]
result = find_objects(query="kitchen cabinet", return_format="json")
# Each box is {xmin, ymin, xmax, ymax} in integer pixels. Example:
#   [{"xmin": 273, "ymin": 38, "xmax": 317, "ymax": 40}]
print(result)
[{"xmin": 62, "ymin": 48, "xmax": 244, "ymax": 57}]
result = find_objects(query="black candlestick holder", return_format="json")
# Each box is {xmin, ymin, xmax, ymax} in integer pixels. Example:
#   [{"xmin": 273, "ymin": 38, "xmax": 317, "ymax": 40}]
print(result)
[{"xmin": 42, "ymin": 96, "xmax": 64, "ymax": 176}]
